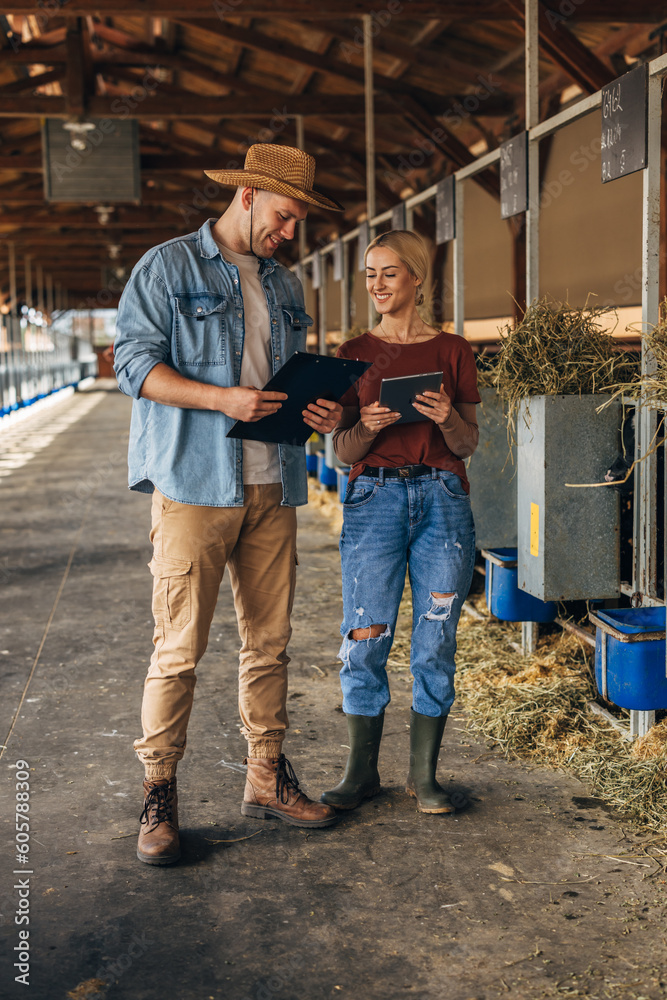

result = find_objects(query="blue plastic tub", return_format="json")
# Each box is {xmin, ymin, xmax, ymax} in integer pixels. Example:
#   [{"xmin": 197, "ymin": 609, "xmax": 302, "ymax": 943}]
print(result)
[
  {"xmin": 317, "ymin": 453, "xmax": 337, "ymax": 489},
  {"xmin": 591, "ymin": 606, "xmax": 667, "ymax": 710},
  {"xmin": 483, "ymin": 547, "xmax": 558, "ymax": 623},
  {"xmin": 306, "ymin": 453, "xmax": 318, "ymax": 476}
]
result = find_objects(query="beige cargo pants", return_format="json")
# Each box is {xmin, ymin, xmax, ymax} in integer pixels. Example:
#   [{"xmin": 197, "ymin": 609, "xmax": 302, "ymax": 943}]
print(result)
[{"xmin": 134, "ymin": 485, "xmax": 297, "ymax": 779}]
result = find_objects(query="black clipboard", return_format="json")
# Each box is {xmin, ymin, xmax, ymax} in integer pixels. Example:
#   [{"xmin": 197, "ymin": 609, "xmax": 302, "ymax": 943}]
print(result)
[
  {"xmin": 226, "ymin": 351, "xmax": 371, "ymax": 446},
  {"xmin": 378, "ymin": 371, "xmax": 443, "ymax": 424}
]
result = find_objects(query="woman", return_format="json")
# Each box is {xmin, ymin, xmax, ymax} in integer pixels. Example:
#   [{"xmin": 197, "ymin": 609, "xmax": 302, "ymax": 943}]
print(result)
[{"xmin": 321, "ymin": 230, "xmax": 481, "ymax": 814}]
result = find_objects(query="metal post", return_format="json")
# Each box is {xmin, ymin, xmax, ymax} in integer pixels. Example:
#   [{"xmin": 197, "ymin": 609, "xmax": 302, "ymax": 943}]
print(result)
[
  {"xmin": 521, "ymin": 621, "xmax": 538, "ymax": 656},
  {"xmin": 453, "ymin": 180, "xmax": 464, "ymax": 337},
  {"xmin": 8, "ymin": 241, "xmax": 17, "ymax": 316},
  {"xmin": 36, "ymin": 264, "xmax": 44, "ymax": 315},
  {"xmin": 45, "ymin": 273, "xmax": 53, "ymax": 323},
  {"xmin": 318, "ymin": 255, "xmax": 328, "ymax": 356},
  {"xmin": 525, "ymin": 0, "xmax": 540, "ymax": 305},
  {"xmin": 363, "ymin": 14, "xmax": 376, "ymax": 331},
  {"xmin": 295, "ymin": 115, "xmax": 307, "ymax": 260},
  {"xmin": 363, "ymin": 15, "xmax": 376, "ymax": 224},
  {"xmin": 24, "ymin": 255, "xmax": 32, "ymax": 309},
  {"xmin": 637, "ymin": 70, "xmax": 662, "ymax": 600},
  {"xmin": 341, "ymin": 240, "xmax": 350, "ymax": 337}
]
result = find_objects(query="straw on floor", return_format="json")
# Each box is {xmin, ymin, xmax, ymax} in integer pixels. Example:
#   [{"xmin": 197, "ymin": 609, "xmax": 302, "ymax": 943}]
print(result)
[{"xmin": 389, "ymin": 587, "xmax": 667, "ymax": 833}]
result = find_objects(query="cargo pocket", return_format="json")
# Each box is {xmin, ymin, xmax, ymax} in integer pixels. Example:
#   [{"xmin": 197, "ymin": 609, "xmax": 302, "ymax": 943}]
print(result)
[{"xmin": 149, "ymin": 557, "xmax": 192, "ymax": 630}]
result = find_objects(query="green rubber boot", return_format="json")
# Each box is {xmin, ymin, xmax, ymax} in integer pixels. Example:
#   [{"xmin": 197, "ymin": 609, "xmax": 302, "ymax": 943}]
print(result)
[
  {"xmin": 321, "ymin": 713, "xmax": 384, "ymax": 810},
  {"xmin": 406, "ymin": 709, "xmax": 456, "ymax": 814}
]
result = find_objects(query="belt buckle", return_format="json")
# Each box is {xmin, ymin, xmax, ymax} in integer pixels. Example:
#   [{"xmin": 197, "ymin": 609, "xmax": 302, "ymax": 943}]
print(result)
[{"xmin": 398, "ymin": 467, "xmax": 410, "ymax": 478}]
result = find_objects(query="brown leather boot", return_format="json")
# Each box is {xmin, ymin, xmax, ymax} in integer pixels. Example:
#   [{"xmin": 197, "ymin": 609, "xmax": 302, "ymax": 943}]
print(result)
[
  {"xmin": 137, "ymin": 777, "xmax": 181, "ymax": 865},
  {"xmin": 242, "ymin": 755, "xmax": 337, "ymax": 828}
]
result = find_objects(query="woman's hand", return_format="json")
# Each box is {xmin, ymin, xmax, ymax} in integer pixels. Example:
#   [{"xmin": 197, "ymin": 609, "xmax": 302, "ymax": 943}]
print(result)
[
  {"xmin": 412, "ymin": 384, "xmax": 453, "ymax": 426},
  {"xmin": 360, "ymin": 400, "xmax": 401, "ymax": 433}
]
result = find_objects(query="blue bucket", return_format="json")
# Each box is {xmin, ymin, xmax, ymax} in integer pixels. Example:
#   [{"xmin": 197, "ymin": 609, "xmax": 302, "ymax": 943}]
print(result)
[
  {"xmin": 590, "ymin": 606, "xmax": 667, "ymax": 710},
  {"xmin": 483, "ymin": 547, "xmax": 558, "ymax": 623},
  {"xmin": 317, "ymin": 453, "xmax": 337, "ymax": 489}
]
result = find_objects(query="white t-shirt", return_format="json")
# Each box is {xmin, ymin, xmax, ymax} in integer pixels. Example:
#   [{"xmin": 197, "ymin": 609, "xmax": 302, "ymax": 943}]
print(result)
[{"xmin": 216, "ymin": 242, "xmax": 281, "ymax": 486}]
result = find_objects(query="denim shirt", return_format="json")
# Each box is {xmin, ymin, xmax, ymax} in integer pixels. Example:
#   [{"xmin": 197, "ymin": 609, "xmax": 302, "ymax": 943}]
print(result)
[{"xmin": 114, "ymin": 219, "xmax": 313, "ymax": 507}]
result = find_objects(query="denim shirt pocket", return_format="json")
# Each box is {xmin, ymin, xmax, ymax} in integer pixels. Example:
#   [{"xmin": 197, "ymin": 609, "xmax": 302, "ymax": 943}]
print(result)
[
  {"xmin": 174, "ymin": 291, "xmax": 228, "ymax": 366},
  {"xmin": 281, "ymin": 305, "xmax": 314, "ymax": 353}
]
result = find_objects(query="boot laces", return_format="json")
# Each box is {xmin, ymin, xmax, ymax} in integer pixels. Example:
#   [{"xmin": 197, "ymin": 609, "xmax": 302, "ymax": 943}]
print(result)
[
  {"xmin": 274, "ymin": 755, "xmax": 301, "ymax": 804},
  {"xmin": 140, "ymin": 782, "xmax": 174, "ymax": 829}
]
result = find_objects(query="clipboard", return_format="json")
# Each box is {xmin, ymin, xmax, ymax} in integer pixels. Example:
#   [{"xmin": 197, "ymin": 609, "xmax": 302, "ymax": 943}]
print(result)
[
  {"xmin": 378, "ymin": 370, "xmax": 443, "ymax": 424},
  {"xmin": 226, "ymin": 351, "xmax": 371, "ymax": 446}
]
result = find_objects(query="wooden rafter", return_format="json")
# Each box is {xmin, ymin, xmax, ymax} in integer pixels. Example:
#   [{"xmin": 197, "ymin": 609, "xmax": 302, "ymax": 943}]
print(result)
[
  {"xmin": 506, "ymin": 0, "xmax": 615, "ymax": 94},
  {"xmin": 1, "ymin": 1, "xmax": 665, "ymax": 19}
]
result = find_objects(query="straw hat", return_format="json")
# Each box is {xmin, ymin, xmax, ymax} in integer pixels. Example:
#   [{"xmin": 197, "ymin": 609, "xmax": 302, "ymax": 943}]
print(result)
[{"xmin": 204, "ymin": 143, "xmax": 344, "ymax": 212}]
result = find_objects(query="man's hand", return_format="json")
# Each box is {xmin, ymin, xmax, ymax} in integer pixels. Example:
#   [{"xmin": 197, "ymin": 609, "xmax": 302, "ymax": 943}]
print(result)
[
  {"xmin": 221, "ymin": 386, "xmax": 287, "ymax": 423},
  {"xmin": 302, "ymin": 398, "xmax": 343, "ymax": 434}
]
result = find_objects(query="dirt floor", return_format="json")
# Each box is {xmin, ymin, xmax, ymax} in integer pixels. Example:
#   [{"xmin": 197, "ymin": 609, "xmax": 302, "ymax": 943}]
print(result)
[{"xmin": 1, "ymin": 385, "xmax": 666, "ymax": 1000}]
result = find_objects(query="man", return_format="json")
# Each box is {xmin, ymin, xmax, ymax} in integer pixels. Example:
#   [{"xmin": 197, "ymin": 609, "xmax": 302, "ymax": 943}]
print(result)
[{"xmin": 113, "ymin": 144, "xmax": 344, "ymax": 865}]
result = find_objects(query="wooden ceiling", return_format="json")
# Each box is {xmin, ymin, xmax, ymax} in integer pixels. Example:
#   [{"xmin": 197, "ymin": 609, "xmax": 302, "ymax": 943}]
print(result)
[{"xmin": 0, "ymin": 0, "xmax": 665, "ymax": 308}]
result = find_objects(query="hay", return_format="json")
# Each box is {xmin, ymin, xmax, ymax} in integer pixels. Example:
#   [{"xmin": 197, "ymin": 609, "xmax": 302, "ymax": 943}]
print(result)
[
  {"xmin": 631, "ymin": 718, "xmax": 667, "ymax": 761},
  {"xmin": 387, "ymin": 590, "xmax": 667, "ymax": 832},
  {"xmin": 307, "ymin": 481, "xmax": 343, "ymax": 533},
  {"xmin": 478, "ymin": 297, "xmax": 638, "ymax": 432},
  {"xmin": 603, "ymin": 301, "xmax": 667, "ymax": 407}
]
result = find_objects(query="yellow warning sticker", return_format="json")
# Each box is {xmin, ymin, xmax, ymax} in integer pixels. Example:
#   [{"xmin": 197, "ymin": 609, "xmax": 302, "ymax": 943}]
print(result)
[{"xmin": 530, "ymin": 503, "xmax": 539, "ymax": 557}]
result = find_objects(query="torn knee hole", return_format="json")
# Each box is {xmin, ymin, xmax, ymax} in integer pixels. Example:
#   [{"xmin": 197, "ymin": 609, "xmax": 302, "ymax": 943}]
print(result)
[
  {"xmin": 349, "ymin": 624, "xmax": 388, "ymax": 641},
  {"xmin": 424, "ymin": 592, "xmax": 457, "ymax": 622}
]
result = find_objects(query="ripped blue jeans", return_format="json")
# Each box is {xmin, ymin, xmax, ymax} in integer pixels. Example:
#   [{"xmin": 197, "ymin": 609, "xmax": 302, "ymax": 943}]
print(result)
[{"xmin": 338, "ymin": 468, "xmax": 475, "ymax": 718}]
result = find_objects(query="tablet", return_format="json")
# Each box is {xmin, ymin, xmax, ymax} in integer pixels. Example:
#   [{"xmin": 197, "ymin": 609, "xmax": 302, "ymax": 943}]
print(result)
[
  {"xmin": 378, "ymin": 371, "xmax": 444, "ymax": 424},
  {"xmin": 226, "ymin": 351, "xmax": 371, "ymax": 446}
]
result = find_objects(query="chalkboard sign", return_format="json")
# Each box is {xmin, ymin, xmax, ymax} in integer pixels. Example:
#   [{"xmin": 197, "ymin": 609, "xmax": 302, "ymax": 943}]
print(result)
[
  {"xmin": 601, "ymin": 63, "xmax": 647, "ymax": 183},
  {"xmin": 358, "ymin": 221, "xmax": 370, "ymax": 271},
  {"xmin": 435, "ymin": 176, "xmax": 455, "ymax": 244},
  {"xmin": 500, "ymin": 131, "xmax": 528, "ymax": 219},
  {"xmin": 333, "ymin": 238, "xmax": 343, "ymax": 281},
  {"xmin": 312, "ymin": 250, "xmax": 322, "ymax": 290},
  {"xmin": 391, "ymin": 202, "xmax": 406, "ymax": 231}
]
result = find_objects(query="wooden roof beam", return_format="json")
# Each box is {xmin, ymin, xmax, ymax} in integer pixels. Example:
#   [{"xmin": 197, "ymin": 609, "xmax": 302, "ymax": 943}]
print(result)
[
  {"xmin": 65, "ymin": 17, "xmax": 88, "ymax": 116},
  {"xmin": 0, "ymin": 43, "xmax": 67, "ymax": 63},
  {"xmin": 506, "ymin": 0, "xmax": 615, "ymax": 95},
  {"xmin": 174, "ymin": 17, "xmax": 469, "ymax": 110},
  {"xmin": 1, "ymin": 1, "xmax": 665, "ymax": 20},
  {"xmin": 394, "ymin": 94, "xmax": 500, "ymax": 199},
  {"xmin": 0, "ymin": 68, "xmax": 63, "ymax": 93},
  {"xmin": 0, "ymin": 92, "xmax": 398, "ymax": 118}
]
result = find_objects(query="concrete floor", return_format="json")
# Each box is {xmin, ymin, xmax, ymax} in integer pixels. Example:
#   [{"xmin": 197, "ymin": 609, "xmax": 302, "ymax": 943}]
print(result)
[{"xmin": 1, "ymin": 385, "xmax": 666, "ymax": 1000}]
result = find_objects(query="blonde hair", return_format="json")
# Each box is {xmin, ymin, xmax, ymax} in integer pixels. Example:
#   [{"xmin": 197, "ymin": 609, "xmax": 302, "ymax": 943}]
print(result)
[{"xmin": 364, "ymin": 229, "xmax": 430, "ymax": 306}]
